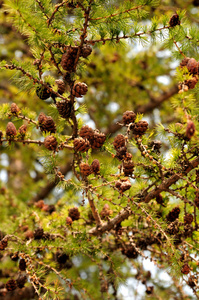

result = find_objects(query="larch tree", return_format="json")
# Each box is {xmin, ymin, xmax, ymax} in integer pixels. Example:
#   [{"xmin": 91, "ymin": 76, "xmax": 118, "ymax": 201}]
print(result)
[{"xmin": 0, "ymin": 0, "xmax": 199, "ymax": 299}]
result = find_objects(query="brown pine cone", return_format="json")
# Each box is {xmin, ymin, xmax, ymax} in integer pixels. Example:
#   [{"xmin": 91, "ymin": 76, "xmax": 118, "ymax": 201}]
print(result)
[
  {"xmin": 184, "ymin": 76, "xmax": 198, "ymax": 89},
  {"xmin": 132, "ymin": 120, "xmax": 148, "ymax": 136},
  {"xmin": 187, "ymin": 58, "xmax": 198, "ymax": 75},
  {"xmin": 44, "ymin": 136, "xmax": 58, "ymax": 151},
  {"xmin": 194, "ymin": 192, "xmax": 199, "ymax": 208},
  {"xmin": 169, "ymin": 13, "xmax": 180, "ymax": 27},
  {"xmin": 6, "ymin": 122, "xmax": 17, "ymax": 137},
  {"xmin": 0, "ymin": 239, "xmax": 7, "ymax": 250},
  {"xmin": 38, "ymin": 112, "xmax": 47, "ymax": 125},
  {"xmin": 66, "ymin": 216, "xmax": 73, "ymax": 225},
  {"xmin": 80, "ymin": 162, "xmax": 92, "ymax": 176},
  {"xmin": 113, "ymin": 134, "xmax": 126, "ymax": 150},
  {"xmin": 146, "ymin": 286, "xmax": 154, "ymax": 295},
  {"xmin": 180, "ymin": 57, "xmax": 190, "ymax": 68},
  {"xmin": 149, "ymin": 140, "xmax": 162, "ymax": 153},
  {"xmin": 123, "ymin": 161, "xmax": 134, "ymax": 176},
  {"xmin": 91, "ymin": 159, "xmax": 100, "ymax": 174},
  {"xmin": 35, "ymin": 200, "xmax": 45, "ymax": 209},
  {"xmin": 122, "ymin": 111, "xmax": 136, "ymax": 125},
  {"xmin": 18, "ymin": 124, "xmax": 27, "ymax": 137},
  {"xmin": 56, "ymin": 100, "xmax": 72, "ymax": 119},
  {"xmin": 115, "ymin": 179, "xmax": 131, "ymax": 192},
  {"xmin": 34, "ymin": 228, "xmax": 44, "ymax": 239},
  {"xmin": 116, "ymin": 146, "xmax": 127, "ymax": 160},
  {"xmin": 91, "ymin": 131, "xmax": 106, "ymax": 149},
  {"xmin": 73, "ymin": 137, "xmax": 90, "ymax": 152},
  {"xmin": 181, "ymin": 263, "xmax": 190, "ymax": 275},
  {"xmin": 61, "ymin": 47, "xmax": 78, "ymax": 72},
  {"xmin": 100, "ymin": 204, "xmax": 113, "ymax": 220},
  {"xmin": 186, "ymin": 121, "xmax": 195, "ymax": 139},
  {"xmin": 19, "ymin": 258, "xmax": 26, "ymax": 271},
  {"xmin": 55, "ymin": 251, "xmax": 69, "ymax": 264},
  {"xmin": 80, "ymin": 45, "xmax": 92, "ymax": 58},
  {"xmin": 10, "ymin": 252, "xmax": 19, "ymax": 261},
  {"xmin": 6, "ymin": 279, "xmax": 17, "ymax": 291},
  {"xmin": 36, "ymin": 84, "xmax": 51, "ymax": 100},
  {"xmin": 42, "ymin": 116, "xmax": 56, "ymax": 133},
  {"xmin": 10, "ymin": 103, "xmax": 20, "ymax": 114},
  {"xmin": 0, "ymin": 130, "xmax": 3, "ymax": 141},
  {"xmin": 188, "ymin": 275, "xmax": 197, "ymax": 287},
  {"xmin": 68, "ymin": 207, "xmax": 80, "ymax": 221},
  {"xmin": 16, "ymin": 275, "xmax": 27, "ymax": 289},
  {"xmin": 155, "ymin": 194, "xmax": 164, "ymax": 206},
  {"xmin": 184, "ymin": 213, "xmax": 193, "ymax": 225},
  {"xmin": 72, "ymin": 82, "xmax": 88, "ymax": 98},
  {"xmin": 121, "ymin": 245, "xmax": 138, "ymax": 259},
  {"xmin": 79, "ymin": 125, "xmax": 94, "ymax": 142},
  {"xmin": 166, "ymin": 207, "xmax": 180, "ymax": 222},
  {"xmin": 55, "ymin": 79, "xmax": 66, "ymax": 94}
]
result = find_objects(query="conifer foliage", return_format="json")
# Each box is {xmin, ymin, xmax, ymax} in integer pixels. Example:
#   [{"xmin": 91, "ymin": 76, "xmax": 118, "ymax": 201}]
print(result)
[{"xmin": 1, "ymin": 0, "xmax": 199, "ymax": 299}]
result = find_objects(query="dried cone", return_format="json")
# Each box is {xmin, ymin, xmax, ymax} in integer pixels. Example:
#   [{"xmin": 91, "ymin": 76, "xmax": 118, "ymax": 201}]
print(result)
[
  {"xmin": 166, "ymin": 207, "xmax": 180, "ymax": 222},
  {"xmin": 6, "ymin": 122, "xmax": 17, "ymax": 137},
  {"xmin": 91, "ymin": 131, "xmax": 106, "ymax": 149},
  {"xmin": 195, "ymin": 192, "xmax": 199, "ymax": 208},
  {"xmin": 55, "ymin": 251, "xmax": 69, "ymax": 264},
  {"xmin": 44, "ymin": 136, "xmax": 58, "ymax": 151},
  {"xmin": 55, "ymin": 79, "xmax": 66, "ymax": 94},
  {"xmin": 79, "ymin": 125, "xmax": 94, "ymax": 142},
  {"xmin": 80, "ymin": 162, "xmax": 92, "ymax": 176},
  {"xmin": 43, "ymin": 116, "xmax": 56, "ymax": 133},
  {"xmin": 116, "ymin": 146, "xmax": 127, "ymax": 160},
  {"xmin": 180, "ymin": 57, "xmax": 190, "ymax": 68},
  {"xmin": 181, "ymin": 263, "xmax": 190, "ymax": 275},
  {"xmin": 187, "ymin": 58, "xmax": 198, "ymax": 75},
  {"xmin": 80, "ymin": 44, "xmax": 92, "ymax": 58},
  {"xmin": 100, "ymin": 204, "xmax": 113, "ymax": 220},
  {"xmin": 66, "ymin": 216, "xmax": 73, "ymax": 226},
  {"xmin": 38, "ymin": 112, "xmax": 47, "ymax": 125},
  {"xmin": 34, "ymin": 228, "xmax": 44, "ymax": 239},
  {"xmin": 156, "ymin": 194, "xmax": 164, "ymax": 206},
  {"xmin": 121, "ymin": 245, "xmax": 138, "ymax": 259},
  {"xmin": 122, "ymin": 111, "xmax": 136, "ymax": 125},
  {"xmin": 68, "ymin": 207, "xmax": 80, "ymax": 221},
  {"xmin": 72, "ymin": 82, "xmax": 88, "ymax": 98},
  {"xmin": 169, "ymin": 13, "xmax": 180, "ymax": 27},
  {"xmin": 35, "ymin": 200, "xmax": 45, "ymax": 209},
  {"xmin": 73, "ymin": 137, "xmax": 90, "ymax": 152},
  {"xmin": 149, "ymin": 140, "xmax": 162, "ymax": 153},
  {"xmin": 61, "ymin": 47, "xmax": 78, "ymax": 72},
  {"xmin": 0, "ymin": 239, "xmax": 7, "ymax": 250},
  {"xmin": 56, "ymin": 100, "xmax": 72, "ymax": 119},
  {"xmin": 186, "ymin": 121, "xmax": 195, "ymax": 139},
  {"xmin": 146, "ymin": 286, "xmax": 154, "ymax": 295},
  {"xmin": 113, "ymin": 134, "xmax": 126, "ymax": 150},
  {"xmin": 10, "ymin": 103, "xmax": 20, "ymax": 114},
  {"xmin": 19, "ymin": 258, "xmax": 26, "ymax": 271},
  {"xmin": 91, "ymin": 159, "xmax": 100, "ymax": 174},
  {"xmin": 184, "ymin": 213, "xmax": 193, "ymax": 225},
  {"xmin": 115, "ymin": 179, "xmax": 131, "ymax": 193},
  {"xmin": 123, "ymin": 161, "xmax": 134, "ymax": 176},
  {"xmin": 16, "ymin": 275, "xmax": 27, "ymax": 289},
  {"xmin": 18, "ymin": 124, "xmax": 27, "ymax": 137},
  {"xmin": 6, "ymin": 279, "xmax": 17, "ymax": 291},
  {"xmin": 132, "ymin": 121, "xmax": 148, "ymax": 136},
  {"xmin": 36, "ymin": 85, "xmax": 51, "ymax": 100},
  {"xmin": 184, "ymin": 76, "xmax": 198, "ymax": 89}
]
